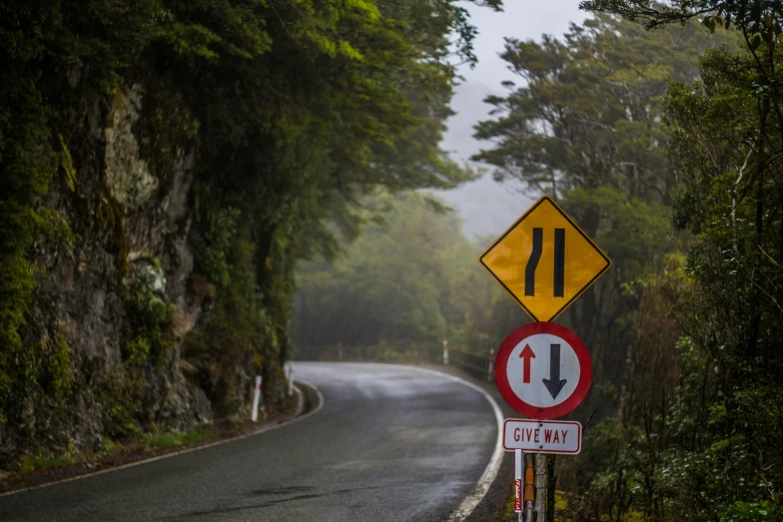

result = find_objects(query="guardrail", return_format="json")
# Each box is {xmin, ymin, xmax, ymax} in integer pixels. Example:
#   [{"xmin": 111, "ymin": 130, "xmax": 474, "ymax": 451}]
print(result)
[{"xmin": 293, "ymin": 343, "xmax": 496, "ymax": 383}]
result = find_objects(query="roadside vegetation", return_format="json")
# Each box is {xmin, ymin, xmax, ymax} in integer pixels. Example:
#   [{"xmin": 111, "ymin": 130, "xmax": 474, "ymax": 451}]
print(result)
[{"xmin": 0, "ymin": 416, "xmax": 287, "ymax": 492}]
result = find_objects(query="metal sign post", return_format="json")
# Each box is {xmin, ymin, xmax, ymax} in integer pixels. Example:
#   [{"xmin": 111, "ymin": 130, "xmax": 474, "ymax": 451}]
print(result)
[
  {"xmin": 514, "ymin": 449, "xmax": 522, "ymax": 519},
  {"xmin": 523, "ymin": 453, "xmax": 536, "ymax": 522},
  {"xmin": 535, "ymin": 454, "xmax": 547, "ymax": 520}
]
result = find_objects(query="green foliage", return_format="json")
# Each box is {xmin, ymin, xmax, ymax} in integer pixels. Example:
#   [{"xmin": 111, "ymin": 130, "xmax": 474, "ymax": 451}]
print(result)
[
  {"xmin": 581, "ymin": 0, "xmax": 783, "ymax": 43},
  {"xmin": 45, "ymin": 333, "xmax": 73, "ymax": 400},
  {"xmin": 662, "ymin": 41, "xmax": 783, "ymax": 518},
  {"xmin": 471, "ymin": 15, "xmax": 724, "ymax": 443},
  {"xmin": 169, "ymin": 0, "xmax": 499, "ymax": 413},
  {"xmin": 124, "ymin": 337, "xmax": 151, "ymax": 367},
  {"xmin": 100, "ymin": 437, "xmax": 121, "ymax": 457},
  {"xmin": 495, "ymin": 1, "xmax": 783, "ymax": 519},
  {"xmin": 142, "ymin": 426, "xmax": 216, "ymax": 451},
  {"xmin": 99, "ymin": 375, "xmax": 145, "ymax": 440},
  {"xmin": 0, "ymin": 75, "xmax": 59, "ymax": 426},
  {"xmin": 142, "ymin": 431, "xmax": 181, "ymax": 451},
  {"xmin": 184, "ymin": 230, "xmax": 264, "ymax": 416},
  {"xmin": 720, "ymin": 501, "xmax": 781, "ymax": 522},
  {"xmin": 17, "ymin": 452, "xmax": 77, "ymax": 475},
  {"xmin": 0, "ymin": 0, "xmax": 159, "ymax": 438},
  {"xmin": 200, "ymin": 208, "xmax": 241, "ymax": 288},
  {"xmin": 122, "ymin": 266, "xmax": 176, "ymax": 367},
  {"xmin": 472, "ymin": 9, "xmax": 783, "ymax": 520},
  {"xmin": 470, "ymin": 19, "xmax": 737, "ymax": 400}
]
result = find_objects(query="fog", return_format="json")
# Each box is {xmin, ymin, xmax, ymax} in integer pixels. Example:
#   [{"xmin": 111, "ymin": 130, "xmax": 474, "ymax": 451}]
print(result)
[{"xmin": 439, "ymin": 0, "xmax": 587, "ymax": 239}]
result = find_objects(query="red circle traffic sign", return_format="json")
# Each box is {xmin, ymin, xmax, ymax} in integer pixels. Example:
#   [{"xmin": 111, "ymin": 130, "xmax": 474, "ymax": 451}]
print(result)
[{"xmin": 494, "ymin": 322, "xmax": 592, "ymax": 419}]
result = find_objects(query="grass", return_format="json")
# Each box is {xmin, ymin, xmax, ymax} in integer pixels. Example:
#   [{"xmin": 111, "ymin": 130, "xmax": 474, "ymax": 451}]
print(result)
[
  {"xmin": 142, "ymin": 426, "xmax": 217, "ymax": 451},
  {"xmin": 499, "ymin": 489, "xmax": 572, "ymax": 520},
  {"xmin": 4, "ymin": 426, "xmax": 218, "ymax": 481},
  {"xmin": 11, "ymin": 439, "xmax": 119, "ymax": 477},
  {"xmin": 100, "ymin": 436, "xmax": 122, "ymax": 457},
  {"xmin": 501, "ymin": 489, "xmax": 516, "ymax": 518},
  {"xmin": 17, "ymin": 453, "xmax": 78, "ymax": 474}
]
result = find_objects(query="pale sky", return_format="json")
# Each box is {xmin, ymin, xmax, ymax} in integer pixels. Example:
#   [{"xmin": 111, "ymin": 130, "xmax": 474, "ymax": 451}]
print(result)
[{"xmin": 439, "ymin": 0, "xmax": 587, "ymax": 239}]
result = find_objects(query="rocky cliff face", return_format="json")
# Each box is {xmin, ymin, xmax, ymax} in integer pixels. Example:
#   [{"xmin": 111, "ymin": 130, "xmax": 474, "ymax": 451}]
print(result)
[{"xmin": 2, "ymin": 85, "xmax": 223, "ymax": 464}]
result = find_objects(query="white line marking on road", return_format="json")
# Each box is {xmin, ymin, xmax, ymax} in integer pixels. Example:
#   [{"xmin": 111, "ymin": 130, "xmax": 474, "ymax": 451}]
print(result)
[
  {"xmin": 0, "ymin": 381, "xmax": 324, "ymax": 498},
  {"xmin": 396, "ymin": 365, "xmax": 505, "ymax": 522}
]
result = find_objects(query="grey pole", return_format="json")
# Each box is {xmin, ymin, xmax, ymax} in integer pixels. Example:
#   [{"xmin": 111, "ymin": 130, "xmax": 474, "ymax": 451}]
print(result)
[{"xmin": 535, "ymin": 454, "xmax": 547, "ymax": 520}]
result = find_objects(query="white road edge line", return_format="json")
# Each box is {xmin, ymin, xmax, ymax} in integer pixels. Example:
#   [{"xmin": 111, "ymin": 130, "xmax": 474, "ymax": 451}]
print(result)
[
  {"xmin": 0, "ymin": 380, "xmax": 325, "ymax": 499},
  {"xmin": 396, "ymin": 365, "xmax": 505, "ymax": 522}
]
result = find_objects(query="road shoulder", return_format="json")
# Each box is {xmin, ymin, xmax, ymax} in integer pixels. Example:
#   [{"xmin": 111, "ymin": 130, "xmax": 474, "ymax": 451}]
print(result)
[{"xmin": 0, "ymin": 381, "xmax": 322, "ymax": 497}]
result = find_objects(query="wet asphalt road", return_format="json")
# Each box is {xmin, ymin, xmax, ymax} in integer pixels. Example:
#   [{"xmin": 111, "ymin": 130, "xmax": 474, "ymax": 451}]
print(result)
[{"xmin": 0, "ymin": 363, "xmax": 500, "ymax": 522}]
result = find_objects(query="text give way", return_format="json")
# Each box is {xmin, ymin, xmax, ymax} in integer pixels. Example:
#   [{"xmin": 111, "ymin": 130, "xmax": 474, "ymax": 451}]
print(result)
[{"xmin": 503, "ymin": 419, "xmax": 581, "ymax": 454}]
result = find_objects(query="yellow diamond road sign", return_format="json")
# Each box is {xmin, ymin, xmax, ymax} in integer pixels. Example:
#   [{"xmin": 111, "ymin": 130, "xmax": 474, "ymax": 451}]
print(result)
[{"xmin": 479, "ymin": 195, "xmax": 611, "ymax": 322}]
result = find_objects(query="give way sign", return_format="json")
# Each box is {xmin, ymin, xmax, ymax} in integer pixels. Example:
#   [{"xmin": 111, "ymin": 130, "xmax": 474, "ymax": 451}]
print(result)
[
  {"xmin": 494, "ymin": 322, "xmax": 592, "ymax": 419},
  {"xmin": 503, "ymin": 419, "xmax": 582, "ymax": 454}
]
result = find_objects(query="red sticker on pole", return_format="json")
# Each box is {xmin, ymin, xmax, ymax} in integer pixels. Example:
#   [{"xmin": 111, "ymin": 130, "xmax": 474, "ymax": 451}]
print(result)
[{"xmin": 495, "ymin": 322, "xmax": 592, "ymax": 419}]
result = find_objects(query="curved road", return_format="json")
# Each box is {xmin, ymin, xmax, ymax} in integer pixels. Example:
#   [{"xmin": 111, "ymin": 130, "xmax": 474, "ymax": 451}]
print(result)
[{"xmin": 0, "ymin": 363, "xmax": 501, "ymax": 522}]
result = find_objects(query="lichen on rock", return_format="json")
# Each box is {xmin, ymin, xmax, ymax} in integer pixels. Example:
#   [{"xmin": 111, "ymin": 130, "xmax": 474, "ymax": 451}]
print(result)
[{"xmin": 104, "ymin": 85, "xmax": 158, "ymax": 209}]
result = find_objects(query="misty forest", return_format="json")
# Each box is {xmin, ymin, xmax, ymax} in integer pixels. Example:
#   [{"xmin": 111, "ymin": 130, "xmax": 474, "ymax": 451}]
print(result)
[{"xmin": 2, "ymin": 0, "xmax": 783, "ymax": 520}]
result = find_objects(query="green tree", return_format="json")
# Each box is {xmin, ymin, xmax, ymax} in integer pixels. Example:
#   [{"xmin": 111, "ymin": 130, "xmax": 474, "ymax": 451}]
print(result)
[
  {"xmin": 472, "ymin": 14, "xmax": 730, "ymax": 419},
  {"xmin": 472, "ymin": 13, "xmax": 756, "ymax": 520},
  {"xmin": 532, "ymin": 0, "xmax": 783, "ymax": 519}
]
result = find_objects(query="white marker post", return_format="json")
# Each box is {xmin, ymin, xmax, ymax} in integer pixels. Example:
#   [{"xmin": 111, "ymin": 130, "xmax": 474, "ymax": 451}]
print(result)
[
  {"xmin": 251, "ymin": 375, "xmax": 262, "ymax": 422},
  {"xmin": 287, "ymin": 364, "xmax": 294, "ymax": 396},
  {"xmin": 514, "ymin": 449, "xmax": 522, "ymax": 520},
  {"xmin": 443, "ymin": 340, "xmax": 449, "ymax": 365},
  {"xmin": 487, "ymin": 348, "xmax": 495, "ymax": 382}
]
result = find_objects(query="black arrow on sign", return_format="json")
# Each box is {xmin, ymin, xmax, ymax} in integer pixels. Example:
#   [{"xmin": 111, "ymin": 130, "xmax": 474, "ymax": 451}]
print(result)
[{"xmin": 542, "ymin": 343, "xmax": 567, "ymax": 399}]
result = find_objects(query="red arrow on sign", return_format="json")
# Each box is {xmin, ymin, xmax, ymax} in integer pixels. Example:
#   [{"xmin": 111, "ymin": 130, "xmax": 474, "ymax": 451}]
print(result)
[{"xmin": 519, "ymin": 344, "xmax": 535, "ymax": 383}]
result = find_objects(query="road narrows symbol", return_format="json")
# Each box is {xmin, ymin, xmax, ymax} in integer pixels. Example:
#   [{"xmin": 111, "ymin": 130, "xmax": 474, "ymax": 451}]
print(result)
[
  {"xmin": 542, "ymin": 344, "xmax": 567, "ymax": 399},
  {"xmin": 525, "ymin": 228, "xmax": 543, "ymax": 296},
  {"xmin": 524, "ymin": 228, "xmax": 567, "ymax": 298},
  {"xmin": 479, "ymin": 195, "xmax": 612, "ymax": 322},
  {"xmin": 554, "ymin": 228, "xmax": 565, "ymax": 297},
  {"xmin": 519, "ymin": 344, "xmax": 535, "ymax": 383}
]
